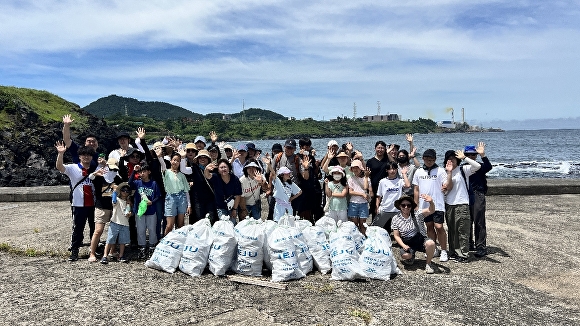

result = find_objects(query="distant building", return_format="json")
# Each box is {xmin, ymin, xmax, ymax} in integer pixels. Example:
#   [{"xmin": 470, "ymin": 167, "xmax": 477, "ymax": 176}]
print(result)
[
  {"xmin": 438, "ymin": 120, "xmax": 456, "ymax": 128},
  {"xmin": 363, "ymin": 114, "xmax": 401, "ymax": 122},
  {"xmin": 223, "ymin": 114, "xmax": 232, "ymax": 120}
]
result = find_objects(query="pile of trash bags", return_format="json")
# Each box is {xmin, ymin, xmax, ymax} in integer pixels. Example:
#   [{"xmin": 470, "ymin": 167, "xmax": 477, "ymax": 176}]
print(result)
[{"xmin": 145, "ymin": 213, "xmax": 401, "ymax": 282}]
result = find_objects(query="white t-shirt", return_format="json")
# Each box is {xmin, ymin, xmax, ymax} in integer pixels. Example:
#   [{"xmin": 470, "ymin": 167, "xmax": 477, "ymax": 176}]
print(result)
[
  {"xmin": 445, "ymin": 165, "xmax": 478, "ymax": 205},
  {"xmin": 377, "ymin": 177, "xmax": 405, "ymax": 213},
  {"xmin": 412, "ymin": 166, "xmax": 447, "ymax": 211},
  {"xmin": 64, "ymin": 164, "xmax": 95, "ymax": 207}
]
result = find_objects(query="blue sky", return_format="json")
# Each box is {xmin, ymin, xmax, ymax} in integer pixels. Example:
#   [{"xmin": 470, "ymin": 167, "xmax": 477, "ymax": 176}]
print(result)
[{"xmin": 1, "ymin": 0, "xmax": 579, "ymax": 125}]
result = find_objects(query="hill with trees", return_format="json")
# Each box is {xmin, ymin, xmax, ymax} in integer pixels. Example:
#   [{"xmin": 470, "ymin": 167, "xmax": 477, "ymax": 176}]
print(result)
[{"xmin": 83, "ymin": 95, "xmax": 203, "ymax": 120}]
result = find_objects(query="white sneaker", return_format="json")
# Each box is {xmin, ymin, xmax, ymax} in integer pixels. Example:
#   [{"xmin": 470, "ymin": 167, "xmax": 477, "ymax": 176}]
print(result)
[
  {"xmin": 439, "ymin": 250, "xmax": 448, "ymax": 262},
  {"xmin": 425, "ymin": 263, "xmax": 435, "ymax": 274}
]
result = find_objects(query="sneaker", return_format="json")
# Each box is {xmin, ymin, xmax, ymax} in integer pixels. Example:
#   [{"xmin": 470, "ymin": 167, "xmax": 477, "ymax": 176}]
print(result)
[
  {"xmin": 68, "ymin": 248, "xmax": 79, "ymax": 261},
  {"xmin": 119, "ymin": 256, "xmax": 129, "ymax": 263},
  {"xmin": 433, "ymin": 248, "xmax": 441, "ymax": 257},
  {"xmin": 100, "ymin": 256, "xmax": 108, "ymax": 264},
  {"xmin": 474, "ymin": 249, "xmax": 488, "ymax": 258},
  {"xmin": 147, "ymin": 247, "xmax": 155, "ymax": 258},
  {"xmin": 439, "ymin": 250, "xmax": 448, "ymax": 262},
  {"xmin": 138, "ymin": 247, "xmax": 147, "ymax": 260},
  {"xmin": 425, "ymin": 263, "xmax": 435, "ymax": 274},
  {"xmin": 454, "ymin": 257, "xmax": 469, "ymax": 263}
]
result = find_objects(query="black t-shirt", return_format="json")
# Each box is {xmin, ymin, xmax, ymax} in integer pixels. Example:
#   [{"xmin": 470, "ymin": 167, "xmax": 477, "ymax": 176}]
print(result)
[{"xmin": 366, "ymin": 156, "xmax": 389, "ymax": 193}]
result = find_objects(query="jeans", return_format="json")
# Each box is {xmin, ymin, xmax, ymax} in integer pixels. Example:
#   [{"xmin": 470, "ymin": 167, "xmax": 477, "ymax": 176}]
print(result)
[{"xmin": 246, "ymin": 201, "xmax": 262, "ymax": 220}]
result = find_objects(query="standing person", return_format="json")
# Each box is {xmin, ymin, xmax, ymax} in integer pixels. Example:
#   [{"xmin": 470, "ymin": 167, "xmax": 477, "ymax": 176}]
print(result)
[
  {"xmin": 391, "ymin": 194, "xmax": 437, "ymax": 274},
  {"xmin": 181, "ymin": 149, "xmax": 217, "ymax": 224},
  {"xmin": 412, "ymin": 149, "xmax": 451, "ymax": 262},
  {"xmin": 347, "ymin": 160, "xmax": 371, "ymax": 235},
  {"xmin": 443, "ymin": 149, "xmax": 481, "ymax": 262},
  {"xmin": 239, "ymin": 160, "xmax": 268, "ymax": 220},
  {"xmin": 55, "ymin": 141, "xmax": 96, "ymax": 261},
  {"xmin": 274, "ymin": 139, "xmax": 310, "ymax": 216},
  {"xmin": 268, "ymin": 167, "xmax": 302, "ymax": 222},
  {"xmin": 129, "ymin": 164, "xmax": 162, "ymax": 259},
  {"xmin": 162, "ymin": 153, "xmax": 191, "ymax": 235},
  {"xmin": 100, "ymin": 183, "xmax": 133, "ymax": 264},
  {"xmin": 374, "ymin": 162, "xmax": 410, "ymax": 232},
  {"xmin": 232, "ymin": 144, "xmax": 249, "ymax": 178},
  {"xmin": 87, "ymin": 158, "xmax": 123, "ymax": 262},
  {"xmin": 324, "ymin": 166, "xmax": 349, "ymax": 223},
  {"xmin": 463, "ymin": 142, "xmax": 492, "ymax": 257},
  {"xmin": 204, "ymin": 159, "xmax": 242, "ymax": 225},
  {"xmin": 194, "ymin": 135, "xmax": 207, "ymax": 150},
  {"xmin": 366, "ymin": 141, "xmax": 389, "ymax": 220},
  {"xmin": 61, "ymin": 114, "xmax": 101, "ymax": 170},
  {"xmin": 297, "ymin": 137, "xmax": 323, "ymax": 222},
  {"xmin": 108, "ymin": 131, "xmax": 134, "ymax": 162},
  {"xmin": 265, "ymin": 143, "xmax": 283, "ymax": 220}
]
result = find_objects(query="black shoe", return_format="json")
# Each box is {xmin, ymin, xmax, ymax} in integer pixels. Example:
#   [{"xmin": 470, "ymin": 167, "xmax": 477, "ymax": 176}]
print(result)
[
  {"xmin": 469, "ymin": 244, "xmax": 477, "ymax": 251},
  {"xmin": 137, "ymin": 247, "xmax": 146, "ymax": 260},
  {"xmin": 454, "ymin": 257, "xmax": 469, "ymax": 263},
  {"xmin": 119, "ymin": 256, "xmax": 129, "ymax": 263},
  {"xmin": 474, "ymin": 249, "xmax": 488, "ymax": 257},
  {"xmin": 68, "ymin": 248, "xmax": 79, "ymax": 261}
]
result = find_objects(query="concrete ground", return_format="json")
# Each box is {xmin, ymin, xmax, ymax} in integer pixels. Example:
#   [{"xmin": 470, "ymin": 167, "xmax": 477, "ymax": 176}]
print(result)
[{"xmin": 0, "ymin": 181, "xmax": 580, "ymax": 325}]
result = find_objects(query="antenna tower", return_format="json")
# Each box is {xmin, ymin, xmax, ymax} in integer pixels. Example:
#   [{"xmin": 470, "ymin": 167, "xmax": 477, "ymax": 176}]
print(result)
[
  {"xmin": 353, "ymin": 102, "xmax": 357, "ymax": 119},
  {"xmin": 377, "ymin": 101, "xmax": 381, "ymax": 116}
]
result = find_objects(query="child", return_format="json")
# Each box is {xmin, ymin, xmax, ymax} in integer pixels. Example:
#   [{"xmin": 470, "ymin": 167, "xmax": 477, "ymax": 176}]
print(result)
[
  {"xmin": 271, "ymin": 166, "xmax": 302, "ymax": 222},
  {"xmin": 347, "ymin": 159, "xmax": 371, "ymax": 235},
  {"xmin": 375, "ymin": 162, "xmax": 410, "ymax": 232},
  {"xmin": 325, "ymin": 166, "xmax": 348, "ymax": 223},
  {"xmin": 101, "ymin": 183, "xmax": 132, "ymax": 264},
  {"xmin": 162, "ymin": 152, "xmax": 191, "ymax": 235},
  {"xmin": 129, "ymin": 164, "xmax": 161, "ymax": 259}
]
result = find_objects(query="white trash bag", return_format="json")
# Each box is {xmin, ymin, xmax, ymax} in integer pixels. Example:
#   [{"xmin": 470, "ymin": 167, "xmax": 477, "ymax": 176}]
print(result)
[
  {"xmin": 145, "ymin": 225, "xmax": 188, "ymax": 273},
  {"xmin": 262, "ymin": 220, "xmax": 278, "ymax": 271},
  {"xmin": 232, "ymin": 218, "xmax": 265, "ymax": 276},
  {"xmin": 295, "ymin": 218, "xmax": 313, "ymax": 230},
  {"xmin": 339, "ymin": 220, "xmax": 366, "ymax": 253},
  {"xmin": 359, "ymin": 226, "xmax": 400, "ymax": 280},
  {"xmin": 208, "ymin": 216, "xmax": 237, "ymax": 276},
  {"xmin": 329, "ymin": 225, "xmax": 365, "ymax": 281},
  {"xmin": 179, "ymin": 218, "xmax": 214, "ymax": 277},
  {"xmin": 302, "ymin": 225, "xmax": 332, "ymax": 274},
  {"xmin": 288, "ymin": 226, "xmax": 313, "ymax": 275},
  {"xmin": 268, "ymin": 225, "xmax": 305, "ymax": 282},
  {"xmin": 315, "ymin": 214, "xmax": 337, "ymax": 238}
]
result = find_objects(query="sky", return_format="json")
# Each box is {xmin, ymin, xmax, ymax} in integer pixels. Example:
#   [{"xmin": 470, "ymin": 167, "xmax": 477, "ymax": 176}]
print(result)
[{"xmin": 1, "ymin": 0, "xmax": 579, "ymax": 125}]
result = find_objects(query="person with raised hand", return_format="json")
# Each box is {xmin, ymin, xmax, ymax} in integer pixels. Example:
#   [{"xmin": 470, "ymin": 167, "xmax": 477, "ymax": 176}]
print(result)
[{"xmin": 443, "ymin": 149, "xmax": 481, "ymax": 263}]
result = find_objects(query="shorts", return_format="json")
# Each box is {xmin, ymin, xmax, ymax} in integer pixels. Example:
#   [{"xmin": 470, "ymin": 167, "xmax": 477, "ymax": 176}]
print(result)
[
  {"xmin": 347, "ymin": 202, "xmax": 369, "ymax": 218},
  {"xmin": 94, "ymin": 208, "xmax": 112, "ymax": 224},
  {"xmin": 107, "ymin": 221, "xmax": 130, "ymax": 244},
  {"xmin": 399, "ymin": 232, "xmax": 428, "ymax": 255},
  {"xmin": 328, "ymin": 210, "xmax": 348, "ymax": 223},
  {"xmin": 165, "ymin": 191, "xmax": 187, "ymax": 217},
  {"xmin": 423, "ymin": 210, "xmax": 445, "ymax": 224}
]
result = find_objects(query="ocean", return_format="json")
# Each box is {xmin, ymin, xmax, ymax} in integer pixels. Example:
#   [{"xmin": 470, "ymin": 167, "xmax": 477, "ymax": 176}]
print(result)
[{"xmin": 233, "ymin": 129, "xmax": 580, "ymax": 179}]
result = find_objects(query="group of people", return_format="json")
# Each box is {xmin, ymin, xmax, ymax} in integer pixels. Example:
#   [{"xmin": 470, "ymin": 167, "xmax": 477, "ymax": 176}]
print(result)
[{"xmin": 57, "ymin": 115, "xmax": 492, "ymax": 274}]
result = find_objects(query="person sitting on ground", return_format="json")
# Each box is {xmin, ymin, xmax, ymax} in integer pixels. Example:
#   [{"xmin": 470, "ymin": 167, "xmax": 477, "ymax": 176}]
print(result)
[
  {"xmin": 464, "ymin": 142, "xmax": 492, "ymax": 257},
  {"xmin": 100, "ymin": 183, "xmax": 133, "ymax": 264},
  {"xmin": 55, "ymin": 141, "xmax": 96, "ymax": 261},
  {"xmin": 204, "ymin": 158, "xmax": 242, "ymax": 225},
  {"xmin": 392, "ymin": 194, "xmax": 437, "ymax": 274}
]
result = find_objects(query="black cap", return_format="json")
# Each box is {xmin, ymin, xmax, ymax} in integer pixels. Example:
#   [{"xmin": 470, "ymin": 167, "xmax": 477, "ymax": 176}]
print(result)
[
  {"xmin": 246, "ymin": 142, "xmax": 256, "ymax": 151},
  {"xmin": 444, "ymin": 150, "xmax": 458, "ymax": 165},
  {"xmin": 116, "ymin": 131, "xmax": 131, "ymax": 141},
  {"xmin": 284, "ymin": 139, "xmax": 296, "ymax": 148},
  {"xmin": 422, "ymin": 149, "xmax": 437, "ymax": 158},
  {"xmin": 272, "ymin": 143, "xmax": 283, "ymax": 152}
]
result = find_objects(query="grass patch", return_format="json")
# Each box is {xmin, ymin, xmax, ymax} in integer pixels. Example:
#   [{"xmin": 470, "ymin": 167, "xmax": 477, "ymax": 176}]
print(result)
[
  {"xmin": 348, "ymin": 308, "xmax": 371, "ymax": 325},
  {"xmin": 0, "ymin": 242, "xmax": 65, "ymax": 258}
]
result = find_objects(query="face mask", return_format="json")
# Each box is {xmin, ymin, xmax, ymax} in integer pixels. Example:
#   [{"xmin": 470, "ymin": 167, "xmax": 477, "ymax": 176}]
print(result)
[
  {"xmin": 397, "ymin": 157, "xmax": 408, "ymax": 164},
  {"xmin": 333, "ymin": 174, "xmax": 342, "ymax": 181}
]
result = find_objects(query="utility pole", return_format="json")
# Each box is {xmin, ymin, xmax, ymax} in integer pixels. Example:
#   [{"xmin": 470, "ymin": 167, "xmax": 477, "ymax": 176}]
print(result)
[
  {"xmin": 353, "ymin": 102, "xmax": 357, "ymax": 119},
  {"xmin": 377, "ymin": 101, "xmax": 381, "ymax": 116}
]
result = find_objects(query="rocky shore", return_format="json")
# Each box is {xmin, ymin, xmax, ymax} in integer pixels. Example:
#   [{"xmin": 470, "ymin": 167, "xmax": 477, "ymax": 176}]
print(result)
[{"xmin": 1, "ymin": 180, "xmax": 580, "ymax": 325}]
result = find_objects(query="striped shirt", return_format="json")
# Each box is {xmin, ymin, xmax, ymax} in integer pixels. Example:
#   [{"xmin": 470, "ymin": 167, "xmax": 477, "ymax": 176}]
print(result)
[{"xmin": 391, "ymin": 211, "xmax": 427, "ymax": 240}]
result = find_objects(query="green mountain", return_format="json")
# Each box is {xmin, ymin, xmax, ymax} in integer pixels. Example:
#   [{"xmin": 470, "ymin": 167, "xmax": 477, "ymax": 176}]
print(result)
[
  {"xmin": 83, "ymin": 95, "xmax": 203, "ymax": 120},
  {"xmin": 230, "ymin": 108, "xmax": 286, "ymax": 121}
]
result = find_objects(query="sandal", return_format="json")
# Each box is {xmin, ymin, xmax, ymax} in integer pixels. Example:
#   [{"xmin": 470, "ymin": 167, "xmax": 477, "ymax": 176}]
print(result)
[
  {"xmin": 87, "ymin": 256, "xmax": 98, "ymax": 263},
  {"xmin": 100, "ymin": 257, "xmax": 108, "ymax": 264}
]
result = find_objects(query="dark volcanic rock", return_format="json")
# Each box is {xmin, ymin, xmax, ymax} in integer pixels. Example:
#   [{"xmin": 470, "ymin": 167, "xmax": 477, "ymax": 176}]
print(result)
[{"xmin": 0, "ymin": 94, "xmax": 121, "ymax": 187}]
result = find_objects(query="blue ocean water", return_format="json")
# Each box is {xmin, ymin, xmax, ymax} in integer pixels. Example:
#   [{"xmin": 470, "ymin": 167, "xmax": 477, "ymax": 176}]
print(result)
[{"xmin": 234, "ymin": 129, "xmax": 580, "ymax": 179}]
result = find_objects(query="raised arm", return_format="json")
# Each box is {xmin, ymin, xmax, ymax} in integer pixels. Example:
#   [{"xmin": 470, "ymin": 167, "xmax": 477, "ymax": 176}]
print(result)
[
  {"xmin": 55, "ymin": 141, "xmax": 67, "ymax": 173},
  {"xmin": 62, "ymin": 115, "xmax": 73, "ymax": 148}
]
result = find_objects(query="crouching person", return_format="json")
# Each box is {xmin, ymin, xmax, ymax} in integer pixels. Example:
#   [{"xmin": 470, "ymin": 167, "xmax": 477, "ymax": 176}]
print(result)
[
  {"xmin": 391, "ymin": 194, "xmax": 437, "ymax": 274},
  {"xmin": 101, "ymin": 183, "xmax": 133, "ymax": 264}
]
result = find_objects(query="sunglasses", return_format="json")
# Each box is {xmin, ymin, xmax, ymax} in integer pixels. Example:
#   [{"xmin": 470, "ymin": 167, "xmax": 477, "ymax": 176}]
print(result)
[{"xmin": 400, "ymin": 203, "xmax": 412, "ymax": 208}]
